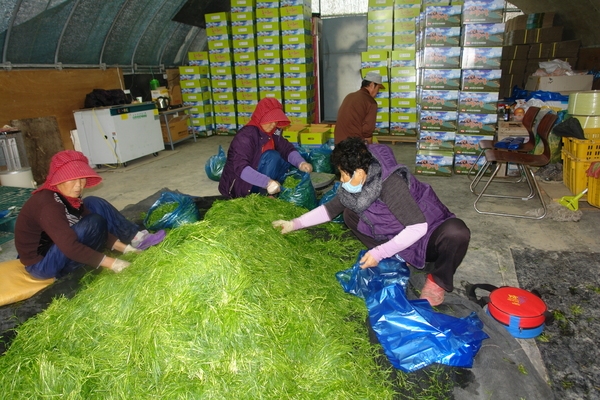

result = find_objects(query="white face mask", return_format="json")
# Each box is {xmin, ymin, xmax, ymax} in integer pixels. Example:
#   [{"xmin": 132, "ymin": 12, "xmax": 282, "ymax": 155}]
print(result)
[{"xmin": 342, "ymin": 172, "xmax": 363, "ymax": 193}]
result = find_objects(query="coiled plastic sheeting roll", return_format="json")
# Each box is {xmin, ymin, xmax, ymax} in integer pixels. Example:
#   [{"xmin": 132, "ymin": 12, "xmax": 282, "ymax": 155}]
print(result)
[{"xmin": 568, "ymin": 91, "xmax": 600, "ymax": 116}]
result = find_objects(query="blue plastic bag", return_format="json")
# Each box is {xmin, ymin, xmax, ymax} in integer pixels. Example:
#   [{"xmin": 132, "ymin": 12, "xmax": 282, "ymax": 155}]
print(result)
[
  {"xmin": 278, "ymin": 170, "xmax": 318, "ymax": 210},
  {"xmin": 309, "ymin": 144, "xmax": 334, "ymax": 173},
  {"xmin": 318, "ymin": 182, "xmax": 344, "ymax": 223},
  {"xmin": 144, "ymin": 192, "xmax": 200, "ymax": 231},
  {"xmin": 337, "ymin": 251, "xmax": 489, "ymax": 373},
  {"xmin": 294, "ymin": 146, "xmax": 311, "ymax": 163},
  {"xmin": 509, "ymin": 86, "xmax": 569, "ymax": 103},
  {"xmin": 205, "ymin": 145, "xmax": 226, "ymax": 181},
  {"xmin": 336, "ymin": 250, "xmax": 410, "ymax": 298}
]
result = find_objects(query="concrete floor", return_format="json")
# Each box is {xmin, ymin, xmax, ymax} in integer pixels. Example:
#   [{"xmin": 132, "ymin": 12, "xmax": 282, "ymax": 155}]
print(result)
[{"xmin": 2, "ymin": 134, "xmax": 599, "ymax": 380}]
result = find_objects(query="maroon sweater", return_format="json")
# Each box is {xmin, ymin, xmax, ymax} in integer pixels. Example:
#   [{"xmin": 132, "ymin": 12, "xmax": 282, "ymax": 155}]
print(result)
[
  {"xmin": 15, "ymin": 190, "xmax": 118, "ymax": 267},
  {"xmin": 333, "ymin": 87, "xmax": 378, "ymax": 144}
]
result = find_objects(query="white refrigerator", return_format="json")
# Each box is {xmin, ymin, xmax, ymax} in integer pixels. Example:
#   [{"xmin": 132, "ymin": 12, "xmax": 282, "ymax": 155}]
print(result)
[{"xmin": 73, "ymin": 102, "xmax": 164, "ymax": 166}]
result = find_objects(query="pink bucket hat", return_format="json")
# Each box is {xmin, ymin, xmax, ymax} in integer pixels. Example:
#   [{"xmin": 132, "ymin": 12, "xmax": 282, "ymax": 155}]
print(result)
[{"xmin": 35, "ymin": 150, "xmax": 102, "ymax": 193}]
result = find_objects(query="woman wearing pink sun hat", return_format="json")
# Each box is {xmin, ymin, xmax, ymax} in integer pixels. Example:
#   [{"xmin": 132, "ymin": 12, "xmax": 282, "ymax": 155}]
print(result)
[{"xmin": 15, "ymin": 150, "xmax": 165, "ymax": 278}]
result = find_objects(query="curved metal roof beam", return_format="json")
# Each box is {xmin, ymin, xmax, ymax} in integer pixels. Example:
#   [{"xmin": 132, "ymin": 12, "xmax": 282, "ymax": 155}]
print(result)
[
  {"xmin": 130, "ymin": 0, "xmax": 168, "ymax": 72},
  {"xmin": 100, "ymin": 0, "xmax": 129, "ymax": 66},
  {"xmin": 2, "ymin": 0, "xmax": 25, "ymax": 64},
  {"xmin": 158, "ymin": 22, "xmax": 181, "ymax": 67},
  {"xmin": 54, "ymin": 0, "xmax": 81, "ymax": 65},
  {"xmin": 180, "ymin": 27, "xmax": 202, "ymax": 65}
]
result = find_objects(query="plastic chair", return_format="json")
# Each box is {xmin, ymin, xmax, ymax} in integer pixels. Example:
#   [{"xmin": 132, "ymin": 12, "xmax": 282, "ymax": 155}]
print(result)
[
  {"xmin": 470, "ymin": 112, "xmax": 559, "ymax": 219},
  {"xmin": 467, "ymin": 106, "xmax": 541, "ymax": 180}
]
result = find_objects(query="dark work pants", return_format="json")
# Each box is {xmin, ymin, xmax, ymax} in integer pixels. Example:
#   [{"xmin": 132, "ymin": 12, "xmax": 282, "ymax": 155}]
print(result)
[
  {"xmin": 251, "ymin": 150, "xmax": 292, "ymax": 194},
  {"xmin": 25, "ymin": 196, "xmax": 140, "ymax": 280},
  {"xmin": 343, "ymin": 208, "xmax": 470, "ymax": 292}
]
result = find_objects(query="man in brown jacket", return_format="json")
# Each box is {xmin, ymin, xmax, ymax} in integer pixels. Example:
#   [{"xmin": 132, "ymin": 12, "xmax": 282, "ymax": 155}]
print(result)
[{"xmin": 333, "ymin": 71, "xmax": 385, "ymax": 144}]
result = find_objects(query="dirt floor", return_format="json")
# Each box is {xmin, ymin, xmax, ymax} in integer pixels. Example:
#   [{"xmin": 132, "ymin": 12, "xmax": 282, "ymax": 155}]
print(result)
[{"xmin": 513, "ymin": 248, "xmax": 600, "ymax": 400}]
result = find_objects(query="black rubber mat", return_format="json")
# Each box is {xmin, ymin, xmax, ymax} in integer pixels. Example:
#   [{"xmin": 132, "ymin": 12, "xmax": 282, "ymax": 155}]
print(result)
[{"xmin": 513, "ymin": 248, "xmax": 600, "ymax": 400}]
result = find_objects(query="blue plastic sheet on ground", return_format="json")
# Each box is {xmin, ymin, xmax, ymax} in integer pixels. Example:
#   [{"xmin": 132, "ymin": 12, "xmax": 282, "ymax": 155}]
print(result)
[
  {"xmin": 336, "ymin": 251, "xmax": 489, "ymax": 373},
  {"xmin": 205, "ymin": 145, "xmax": 226, "ymax": 181},
  {"xmin": 278, "ymin": 170, "xmax": 318, "ymax": 210},
  {"xmin": 144, "ymin": 191, "xmax": 200, "ymax": 231}
]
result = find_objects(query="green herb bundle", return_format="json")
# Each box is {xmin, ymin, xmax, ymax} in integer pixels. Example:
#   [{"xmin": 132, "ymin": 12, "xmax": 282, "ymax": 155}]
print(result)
[
  {"xmin": 146, "ymin": 202, "xmax": 178, "ymax": 227},
  {"xmin": 282, "ymin": 175, "xmax": 301, "ymax": 189},
  {"xmin": 0, "ymin": 195, "xmax": 397, "ymax": 398}
]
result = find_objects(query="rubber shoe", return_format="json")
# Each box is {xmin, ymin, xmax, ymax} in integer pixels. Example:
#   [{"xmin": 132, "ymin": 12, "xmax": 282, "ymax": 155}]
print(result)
[
  {"xmin": 419, "ymin": 274, "xmax": 445, "ymax": 306},
  {"xmin": 136, "ymin": 230, "xmax": 166, "ymax": 250},
  {"xmin": 131, "ymin": 230, "xmax": 149, "ymax": 248}
]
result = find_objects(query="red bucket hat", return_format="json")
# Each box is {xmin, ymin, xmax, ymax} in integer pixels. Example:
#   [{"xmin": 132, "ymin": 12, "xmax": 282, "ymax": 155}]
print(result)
[
  {"xmin": 248, "ymin": 98, "xmax": 291, "ymax": 129},
  {"xmin": 35, "ymin": 150, "xmax": 102, "ymax": 193}
]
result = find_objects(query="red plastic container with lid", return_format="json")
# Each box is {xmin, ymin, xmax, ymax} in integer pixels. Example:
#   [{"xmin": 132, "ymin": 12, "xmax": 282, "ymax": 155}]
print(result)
[
  {"xmin": 468, "ymin": 284, "xmax": 551, "ymax": 339},
  {"xmin": 487, "ymin": 287, "xmax": 548, "ymax": 329}
]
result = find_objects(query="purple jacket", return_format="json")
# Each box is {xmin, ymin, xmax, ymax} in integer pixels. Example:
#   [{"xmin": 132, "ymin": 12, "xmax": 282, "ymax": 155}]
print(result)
[
  {"xmin": 358, "ymin": 144, "xmax": 455, "ymax": 267},
  {"xmin": 218, "ymin": 125, "xmax": 297, "ymax": 198}
]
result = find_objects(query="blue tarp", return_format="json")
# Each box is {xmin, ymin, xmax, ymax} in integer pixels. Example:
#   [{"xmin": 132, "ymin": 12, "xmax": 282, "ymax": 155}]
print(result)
[{"xmin": 336, "ymin": 251, "xmax": 489, "ymax": 373}]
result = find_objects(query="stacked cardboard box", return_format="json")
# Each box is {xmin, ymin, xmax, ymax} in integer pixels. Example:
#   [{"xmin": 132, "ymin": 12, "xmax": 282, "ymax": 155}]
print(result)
[
  {"xmin": 525, "ymin": 39, "xmax": 580, "ymax": 77},
  {"xmin": 361, "ymin": 50, "xmax": 390, "ymax": 135},
  {"xmin": 255, "ymin": 4, "xmax": 281, "ymax": 117},
  {"xmin": 367, "ymin": 4, "xmax": 394, "ymax": 51},
  {"xmin": 183, "ymin": 52, "xmax": 214, "ymax": 137},
  {"xmin": 389, "ymin": 0, "xmax": 419, "ymax": 137},
  {"xmin": 505, "ymin": 12, "xmax": 555, "ymax": 32},
  {"xmin": 198, "ymin": 0, "xmax": 316, "ymax": 130},
  {"xmin": 500, "ymin": 12, "xmax": 579, "ymax": 97},
  {"xmin": 257, "ymin": 0, "xmax": 283, "ymax": 103},
  {"xmin": 454, "ymin": 0, "xmax": 503, "ymax": 175},
  {"xmin": 205, "ymin": 12, "xmax": 237, "ymax": 135},
  {"xmin": 365, "ymin": 1, "xmax": 394, "ymax": 135},
  {"xmin": 232, "ymin": 0, "xmax": 259, "ymax": 129},
  {"xmin": 499, "ymin": 44, "xmax": 529, "ymax": 97},
  {"xmin": 414, "ymin": 4, "xmax": 463, "ymax": 176},
  {"xmin": 281, "ymin": 2, "xmax": 315, "ymax": 124}
]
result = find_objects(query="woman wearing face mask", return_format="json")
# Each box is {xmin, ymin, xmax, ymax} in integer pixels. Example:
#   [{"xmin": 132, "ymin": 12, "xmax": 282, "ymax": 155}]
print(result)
[
  {"xmin": 272, "ymin": 137, "xmax": 470, "ymax": 306},
  {"xmin": 218, "ymin": 97, "xmax": 312, "ymax": 199}
]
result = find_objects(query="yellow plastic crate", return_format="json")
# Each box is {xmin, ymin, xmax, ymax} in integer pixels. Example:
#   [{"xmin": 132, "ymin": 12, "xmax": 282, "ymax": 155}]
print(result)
[
  {"xmin": 562, "ymin": 151, "xmax": 595, "ymax": 195},
  {"xmin": 562, "ymin": 137, "xmax": 600, "ymax": 161},
  {"xmin": 588, "ymin": 176, "xmax": 600, "ymax": 208}
]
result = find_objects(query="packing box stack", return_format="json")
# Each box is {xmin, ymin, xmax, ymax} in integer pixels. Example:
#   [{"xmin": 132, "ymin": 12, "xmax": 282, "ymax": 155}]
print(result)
[
  {"xmin": 500, "ymin": 12, "xmax": 581, "ymax": 98},
  {"xmin": 183, "ymin": 52, "xmax": 214, "ymax": 137},
  {"xmin": 232, "ymin": 1, "xmax": 259, "ymax": 130},
  {"xmin": 203, "ymin": 0, "xmax": 317, "ymax": 135},
  {"xmin": 366, "ymin": 1, "xmax": 394, "ymax": 135},
  {"xmin": 415, "ymin": 3, "xmax": 464, "ymax": 176},
  {"xmin": 389, "ymin": 0, "xmax": 420, "ymax": 137},
  {"xmin": 205, "ymin": 11, "xmax": 237, "ymax": 135},
  {"xmin": 452, "ymin": 0, "xmax": 502, "ymax": 176},
  {"xmin": 281, "ymin": 1, "xmax": 316, "ymax": 125}
]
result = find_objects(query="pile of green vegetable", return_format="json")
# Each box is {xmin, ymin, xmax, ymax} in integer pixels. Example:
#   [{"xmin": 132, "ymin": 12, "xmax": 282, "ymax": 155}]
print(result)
[
  {"xmin": 282, "ymin": 175, "xmax": 301, "ymax": 189},
  {"xmin": 144, "ymin": 201, "xmax": 178, "ymax": 227},
  {"xmin": 0, "ymin": 195, "xmax": 398, "ymax": 398}
]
